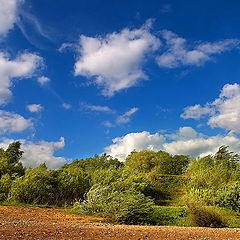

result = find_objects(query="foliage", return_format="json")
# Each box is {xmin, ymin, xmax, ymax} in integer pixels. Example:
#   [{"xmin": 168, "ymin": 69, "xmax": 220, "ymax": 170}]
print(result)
[
  {"xmin": 125, "ymin": 150, "xmax": 158, "ymax": 173},
  {"xmin": 214, "ymin": 181, "xmax": 240, "ymax": 212},
  {"xmin": 90, "ymin": 165, "xmax": 122, "ymax": 187},
  {"xmin": 112, "ymin": 170, "xmax": 153, "ymax": 196},
  {"xmin": 155, "ymin": 151, "xmax": 190, "ymax": 175},
  {"xmin": 0, "ymin": 141, "xmax": 25, "ymax": 179},
  {"xmin": 125, "ymin": 150, "xmax": 190, "ymax": 175},
  {"xmin": 214, "ymin": 146, "xmax": 239, "ymax": 171},
  {"xmin": 9, "ymin": 164, "xmax": 56, "ymax": 204},
  {"xmin": 152, "ymin": 206, "xmax": 189, "ymax": 226},
  {"xmin": 185, "ymin": 146, "xmax": 240, "ymax": 209},
  {"xmin": 125, "ymin": 150, "xmax": 190, "ymax": 201},
  {"xmin": 147, "ymin": 170, "xmax": 185, "ymax": 200},
  {"xmin": 0, "ymin": 174, "xmax": 12, "ymax": 201},
  {"xmin": 56, "ymin": 165, "xmax": 90, "ymax": 205},
  {"xmin": 74, "ymin": 184, "xmax": 154, "ymax": 224}
]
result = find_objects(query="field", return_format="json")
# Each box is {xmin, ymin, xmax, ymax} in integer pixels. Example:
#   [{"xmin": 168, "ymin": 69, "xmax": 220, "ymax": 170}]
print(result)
[{"xmin": 0, "ymin": 206, "xmax": 239, "ymax": 240}]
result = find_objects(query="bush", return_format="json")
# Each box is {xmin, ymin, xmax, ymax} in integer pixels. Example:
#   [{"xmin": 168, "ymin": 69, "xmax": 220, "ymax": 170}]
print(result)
[
  {"xmin": 215, "ymin": 181, "xmax": 240, "ymax": 212},
  {"xmin": 186, "ymin": 187, "xmax": 216, "ymax": 206},
  {"xmin": 113, "ymin": 170, "xmax": 153, "ymax": 196},
  {"xmin": 90, "ymin": 165, "xmax": 122, "ymax": 187},
  {"xmin": 186, "ymin": 201, "xmax": 226, "ymax": 228},
  {"xmin": 0, "ymin": 174, "xmax": 12, "ymax": 201},
  {"xmin": 185, "ymin": 147, "xmax": 240, "ymax": 209},
  {"xmin": 56, "ymin": 166, "xmax": 90, "ymax": 205},
  {"xmin": 152, "ymin": 206, "xmax": 189, "ymax": 226},
  {"xmin": 74, "ymin": 184, "xmax": 154, "ymax": 224},
  {"xmin": 9, "ymin": 164, "xmax": 56, "ymax": 204}
]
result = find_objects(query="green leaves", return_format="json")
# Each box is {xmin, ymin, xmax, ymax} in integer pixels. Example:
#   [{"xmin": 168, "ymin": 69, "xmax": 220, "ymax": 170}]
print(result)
[
  {"xmin": 186, "ymin": 146, "xmax": 240, "ymax": 213},
  {"xmin": 74, "ymin": 184, "xmax": 154, "ymax": 224},
  {"xmin": 0, "ymin": 141, "xmax": 25, "ymax": 179},
  {"xmin": 125, "ymin": 150, "xmax": 190, "ymax": 175},
  {"xmin": 9, "ymin": 166, "xmax": 56, "ymax": 204},
  {"xmin": 215, "ymin": 181, "xmax": 240, "ymax": 212}
]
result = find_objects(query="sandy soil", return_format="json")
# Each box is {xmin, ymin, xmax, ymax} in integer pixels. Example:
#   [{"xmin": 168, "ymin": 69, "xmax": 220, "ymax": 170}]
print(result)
[{"xmin": 0, "ymin": 206, "xmax": 239, "ymax": 240}]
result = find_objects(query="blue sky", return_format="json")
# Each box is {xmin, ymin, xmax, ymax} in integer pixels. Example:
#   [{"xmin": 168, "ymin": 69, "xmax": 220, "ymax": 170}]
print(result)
[{"xmin": 1, "ymin": 0, "xmax": 240, "ymax": 168}]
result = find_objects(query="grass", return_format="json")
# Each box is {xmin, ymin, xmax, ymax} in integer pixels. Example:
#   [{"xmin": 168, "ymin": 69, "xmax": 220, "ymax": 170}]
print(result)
[
  {"xmin": 152, "ymin": 205, "xmax": 240, "ymax": 228},
  {"xmin": 152, "ymin": 206, "xmax": 190, "ymax": 226}
]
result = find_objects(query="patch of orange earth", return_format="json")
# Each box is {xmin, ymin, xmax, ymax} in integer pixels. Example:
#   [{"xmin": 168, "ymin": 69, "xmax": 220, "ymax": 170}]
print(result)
[{"xmin": 0, "ymin": 206, "xmax": 239, "ymax": 240}]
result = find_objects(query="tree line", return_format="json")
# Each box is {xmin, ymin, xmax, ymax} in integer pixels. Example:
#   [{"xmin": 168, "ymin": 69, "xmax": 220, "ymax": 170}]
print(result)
[{"xmin": 0, "ymin": 142, "xmax": 239, "ymax": 226}]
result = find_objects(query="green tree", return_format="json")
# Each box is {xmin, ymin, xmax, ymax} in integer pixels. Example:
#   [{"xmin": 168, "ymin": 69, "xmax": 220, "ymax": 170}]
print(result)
[
  {"xmin": 155, "ymin": 151, "xmax": 190, "ymax": 175},
  {"xmin": 186, "ymin": 146, "xmax": 240, "ymax": 208},
  {"xmin": 214, "ymin": 145, "xmax": 240, "ymax": 171},
  {"xmin": 0, "ymin": 141, "xmax": 25, "ymax": 178},
  {"xmin": 0, "ymin": 174, "xmax": 12, "ymax": 201},
  {"xmin": 125, "ymin": 150, "xmax": 158, "ymax": 173},
  {"xmin": 9, "ymin": 164, "xmax": 56, "ymax": 204},
  {"xmin": 56, "ymin": 165, "xmax": 90, "ymax": 205}
]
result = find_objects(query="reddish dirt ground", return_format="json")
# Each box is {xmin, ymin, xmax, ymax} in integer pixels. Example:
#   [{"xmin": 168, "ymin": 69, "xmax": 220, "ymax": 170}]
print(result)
[{"xmin": 0, "ymin": 206, "xmax": 239, "ymax": 240}]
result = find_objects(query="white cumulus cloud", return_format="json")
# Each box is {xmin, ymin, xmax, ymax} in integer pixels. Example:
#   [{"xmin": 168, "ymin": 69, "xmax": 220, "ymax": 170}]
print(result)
[
  {"xmin": 163, "ymin": 133, "xmax": 240, "ymax": 158},
  {"xmin": 166, "ymin": 126, "xmax": 202, "ymax": 141},
  {"xmin": 0, "ymin": 137, "xmax": 66, "ymax": 169},
  {"xmin": 74, "ymin": 20, "xmax": 160, "ymax": 96},
  {"xmin": 181, "ymin": 83, "xmax": 240, "ymax": 133},
  {"xmin": 181, "ymin": 104, "xmax": 214, "ymax": 119},
  {"xmin": 0, "ymin": 0, "xmax": 23, "ymax": 36},
  {"xmin": 27, "ymin": 104, "xmax": 43, "ymax": 113},
  {"xmin": 0, "ymin": 110, "xmax": 32, "ymax": 134},
  {"xmin": 157, "ymin": 30, "xmax": 239, "ymax": 68},
  {"xmin": 0, "ymin": 52, "xmax": 43, "ymax": 105},
  {"xmin": 104, "ymin": 127, "xmax": 240, "ymax": 161},
  {"xmin": 105, "ymin": 131, "xmax": 165, "ymax": 161}
]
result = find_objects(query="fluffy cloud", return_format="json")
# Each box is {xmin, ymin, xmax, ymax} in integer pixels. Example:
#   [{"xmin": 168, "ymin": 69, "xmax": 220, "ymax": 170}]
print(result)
[
  {"xmin": 21, "ymin": 137, "xmax": 66, "ymax": 169},
  {"xmin": 0, "ymin": 52, "xmax": 42, "ymax": 105},
  {"xmin": 163, "ymin": 133, "xmax": 240, "ymax": 158},
  {"xmin": 166, "ymin": 126, "xmax": 202, "ymax": 141},
  {"xmin": 0, "ymin": 137, "xmax": 66, "ymax": 169},
  {"xmin": 0, "ymin": 0, "xmax": 23, "ymax": 36},
  {"xmin": 74, "ymin": 20, "xmax": 160, "ymax": 96},
  {"xmin": 105, "ymin": 131, "xmax": 165, "ymax": 161},
  {"xmin": 104, "ymin": 127, "xmax": 240, "ymax": 161},
  {"xmin": 181, "ymin": 83, "xmax": 240, "ymax": 133},
  {"xmin": 27, "ymin": 104, "xmax": 43, "ymax": 113},
  {"xmin": 37, "ymin": 76, "xmax": 50, "ymax": 86},
  {"xmin": 0, "ymin": 110, "xmax": 32, "ymax": 134},
  {"xmin": 157, "ymin": 30, "xmax": 239, "ymax": 68},
  {"xmin": 181, "ymin": 104, "xmax": 213, "ymax": 119},
  {"xmin": 116, "ymin": 107, "xmax": 139, "ymax": 124}
]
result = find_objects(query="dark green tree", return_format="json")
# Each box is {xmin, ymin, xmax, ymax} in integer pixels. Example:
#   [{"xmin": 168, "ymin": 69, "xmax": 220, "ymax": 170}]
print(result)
[{"xmin": 0, "ymin": 141, "xmax": 25, "ymax": 178}]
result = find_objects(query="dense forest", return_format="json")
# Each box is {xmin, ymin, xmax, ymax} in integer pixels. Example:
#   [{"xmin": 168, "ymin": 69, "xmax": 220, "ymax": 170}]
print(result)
[{"xmin": 0, "ymin": 142, "xmax": 240, "ymax": 227}]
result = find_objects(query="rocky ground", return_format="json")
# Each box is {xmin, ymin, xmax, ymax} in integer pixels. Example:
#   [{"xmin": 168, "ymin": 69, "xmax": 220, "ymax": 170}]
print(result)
[{"xmin": 0, "ymin": 206, "xmax": 239, "ymax": 240}]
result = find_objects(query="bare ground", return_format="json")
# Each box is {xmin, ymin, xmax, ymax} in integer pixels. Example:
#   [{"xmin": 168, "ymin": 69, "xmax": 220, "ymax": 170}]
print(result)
[{"xmin": 0, "ymin": 206, "xmax": 239, "ymax": 240}]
